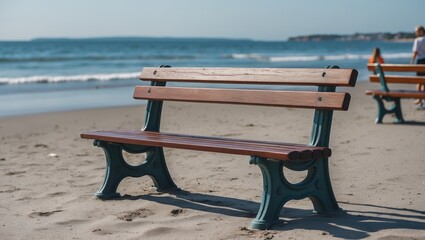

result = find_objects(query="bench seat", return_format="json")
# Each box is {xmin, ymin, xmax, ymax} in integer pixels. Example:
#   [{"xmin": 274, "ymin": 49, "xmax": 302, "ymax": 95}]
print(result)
[{"xmin": 82, "ymin": 130, "xmax": 332, "ymax": 161}]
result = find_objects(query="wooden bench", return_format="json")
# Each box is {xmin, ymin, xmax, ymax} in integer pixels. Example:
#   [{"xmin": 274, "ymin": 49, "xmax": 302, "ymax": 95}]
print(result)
[
  {"xmin": 81, "ymin": 66, "xmax": 358, "ymax": 230},
  {"xmin": 366, "ymin": 63, "xmax": 425, "ymax": 123}
]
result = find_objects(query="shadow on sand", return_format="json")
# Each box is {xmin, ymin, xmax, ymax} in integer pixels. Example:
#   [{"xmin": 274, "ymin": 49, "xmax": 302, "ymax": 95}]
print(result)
[
  {"xmin": 382, "ymin": 120, "xmax": 425, "ymax": 126},
  {"xmin": 115, "ymin": 190, "xmax": 425, "ymax": 239}
]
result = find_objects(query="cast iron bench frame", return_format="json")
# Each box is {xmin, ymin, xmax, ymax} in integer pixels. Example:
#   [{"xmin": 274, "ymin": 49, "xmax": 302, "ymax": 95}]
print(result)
[
  {"xmin": 81, "ymin": 66, "xmax": 358, "ymax": 230},
  {"xmin": 366, "ymin": 63, "xmax": 425, "ymax": 123}
]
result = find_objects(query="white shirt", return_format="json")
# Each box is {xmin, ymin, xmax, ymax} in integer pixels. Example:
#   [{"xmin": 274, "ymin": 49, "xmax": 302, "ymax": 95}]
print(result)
[{"xmin": 413, "ymin": 36, "xmax": 425, "ymax": 60}]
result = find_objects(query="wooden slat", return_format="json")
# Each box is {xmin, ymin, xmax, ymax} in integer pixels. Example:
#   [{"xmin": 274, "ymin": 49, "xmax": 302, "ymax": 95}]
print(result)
[
  {"xmin": 367, "ymin": 64, "xmax": 425, "ymax": 72},
  {"xmin": 110, "ymin": 130, "xmax": 331, "ymax": 159},
  {"xmin": 133, "ymin": 86, "xmax": 351, "ymax": 111},
  {"xmin": 369, "ymin": 75, "xmax": 425, "ymax": 84},
  {"xmin": 144, "ymin": 131, "xmax": 331, "ymax": 159},
  {"xmin": 365, "ymin": 90, "xmax": 425, "ymax": 98},
  {"xmin": 140, "ymin": 67, "xmax": 357, "ymax": 87},
  {"xmin": 80, "ymin": 130, "xmax": 331, "ymax": 161}
]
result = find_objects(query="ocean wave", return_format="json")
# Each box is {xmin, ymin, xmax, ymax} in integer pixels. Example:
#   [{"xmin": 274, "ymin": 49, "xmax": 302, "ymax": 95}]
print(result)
[
  {"xmin": 0, "ymin": 55, "xmax": 197, "ymax": 63},
  {"xmin": 382, "ymin": 53, "xmax": 412, "ymax": 59},
  {"xmin": 269, "ymin": 56, "xmax": 322, "ymax": 62},
  {"xmin": 0, "ymin": 72, "xmax": 140, "ymax": 85},
  {"xmin": 228, "ymin": 53, "xmax": 266, "ymax": 61},
  {"xmin": 227, "ymin": 52, "xmax": 411, "ymax": 62}
]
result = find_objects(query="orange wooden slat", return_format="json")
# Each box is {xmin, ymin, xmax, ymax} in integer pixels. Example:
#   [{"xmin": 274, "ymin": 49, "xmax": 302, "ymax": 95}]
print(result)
[
  {"xmin": 367, "ymin": 64, "xmax": 425, "ymax": 72},
  {"xmin": 133, "ymin": 86, "xmax": 351, "ymax": 111},
  {"xmin": 140, "ymin": 67, "xmax": 357, "ymax": 87},
  {"xmin": 369, "ymin": 75, "xmax": 425, "ymax": 84}
]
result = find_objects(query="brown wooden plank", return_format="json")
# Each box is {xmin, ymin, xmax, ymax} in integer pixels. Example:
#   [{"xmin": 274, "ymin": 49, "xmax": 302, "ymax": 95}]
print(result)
[
  {"xmin": 81, "ymin": 130, "xmax": 301, "ymax": 160},
  {"xmin": 133, "ymin": 86, "xmax": 351, "ymax": 111},
  {"xmin": 365, "ymin": 90, "xmax": 425, "ymax": 98},
  {"xmin": 369, "ymin": 75, "xmax": 425, "ymax": 84},
  {"xmin": 140, "ymin": 67, "xmax": 357, "ymax": 87},
  {"xmin": 146, "ymin": 131, "xmax": 331, "ymax": 159},
  {"xmin": 135, "ymin": 132, "xmax": 311, "ymax": 160},
  {"xmin": 367, "ymin": 64, "xmax": 425, "ymax": 72},
  {"xmin": 81, "ymin": 130, "xmax": 331, "ymax": 161},
  {"xmin": 109, "ymin": 130, "xmax": 331, "ymax": 159},
  {"xmin": 83, "ymin": 130, "xmax": 330, "ymax": 161}
]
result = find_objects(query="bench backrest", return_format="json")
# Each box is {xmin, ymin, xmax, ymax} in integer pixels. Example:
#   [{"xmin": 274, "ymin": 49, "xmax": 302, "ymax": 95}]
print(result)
[
  {"xmin": 136, "ymin": 66, "xmax": 358, "ymax": 148},
  {"xmin": 138, "ymin": 67, "xmax": 356, "ymax": 109},
  {"xmin": 367, "ymin": 63, "xmax": 425, "ymax": 87},
  {"xmin": 369, "ymin": 64, "xmax": 390, "ymax": 92}
]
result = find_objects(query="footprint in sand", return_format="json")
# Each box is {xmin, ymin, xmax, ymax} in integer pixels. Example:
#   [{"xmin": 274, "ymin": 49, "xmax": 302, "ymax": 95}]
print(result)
[
  {"xmin": 117, "ymin": 208, "xmax": 154, "ymax": 222},
  {"xmin": 92, "ymin": 228, "xmax": 113, "ymax": 236},
  {"xmin": 5, "ymin": 171, "xmax": 26, "ymax": 176},
  {"xmin": 28, "ymin": 210, "xmax": 63, "ymax": 218},
  {"xmin": 170, "ymin": 208, "xmax": 187, "ymax": 217},
  {"xmin": 34, "ymin": 144, "xmax": 49, "ymax": 148},
  {"xmin": 47, "ymin": 192, "xmax": 67, "ymax": 197},
  {"xmin": 0, "ymin": 186, "xmax": 20, "ymax": 193}
]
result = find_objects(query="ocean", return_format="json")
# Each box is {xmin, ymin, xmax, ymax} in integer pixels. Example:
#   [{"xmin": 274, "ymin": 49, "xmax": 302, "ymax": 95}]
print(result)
[{"xmin": 0, "ymin": 37, "xmax": 413, "ymax": 117}]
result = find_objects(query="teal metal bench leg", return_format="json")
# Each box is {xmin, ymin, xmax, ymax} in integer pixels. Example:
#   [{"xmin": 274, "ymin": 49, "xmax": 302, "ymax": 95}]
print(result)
[
  {"xmin": 391, "ymin": 98, "xmax": 405, "ymax": 123},
  {"xmin": 144, "ymin": 147, "xmax": 178, "ymax": 191},
  {"xmin": 94, "ymin": 141, "xmax": 177, "ymax": 199},
  {"xmin": 249, "ymin": 157, "xmax": 286, "ymax": 230},
  {"xmin": 372, "ymin": 96, "xmax": 405, "ymax": 124},
  {"xmin": 249, "ymin": 157, "xmax": 341, "ymax": 230},
  {"xmin": 373, "ymin": 95, "xmax": 387, "ymax": 124},
  {"xmin": 94, "ymin": 141, "xmax": 126, "ymax": 199},
  {"xmin": 307, "ymin": 159, "xmax": 340, "ymax": 214}
]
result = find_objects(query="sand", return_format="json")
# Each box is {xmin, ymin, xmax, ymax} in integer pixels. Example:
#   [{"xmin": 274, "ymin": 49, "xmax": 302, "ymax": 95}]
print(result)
[{"xmin": 1, "ymin": 81, "xmax": 425, "ymax": 239}]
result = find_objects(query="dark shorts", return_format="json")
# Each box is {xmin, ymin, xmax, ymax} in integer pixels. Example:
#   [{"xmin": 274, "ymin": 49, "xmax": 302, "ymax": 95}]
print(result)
[{"xmin": 417, "ymin": 58, "xmax": 425, "ymax": 76}]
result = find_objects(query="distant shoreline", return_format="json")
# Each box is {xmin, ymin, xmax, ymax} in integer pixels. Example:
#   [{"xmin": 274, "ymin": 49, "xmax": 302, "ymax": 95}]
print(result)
[
  {"xmin": 0, "ymin": 32, "xmax": 417, "ymax": 43},
  {"xmin": 288, "ymin": 32, "xmax": 415, "ymax": 42}
]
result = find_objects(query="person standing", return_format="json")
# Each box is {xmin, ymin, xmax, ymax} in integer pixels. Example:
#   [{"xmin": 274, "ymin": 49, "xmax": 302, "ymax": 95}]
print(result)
[{"xmin": 411, "ymin": 25, "xmax": 425, "ymax": 106}]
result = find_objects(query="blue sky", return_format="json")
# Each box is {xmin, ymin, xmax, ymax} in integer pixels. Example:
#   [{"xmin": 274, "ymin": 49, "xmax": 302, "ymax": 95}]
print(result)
[{"xmin": 0, "ymin": 0, "xmax": 424, "ymax": 41}]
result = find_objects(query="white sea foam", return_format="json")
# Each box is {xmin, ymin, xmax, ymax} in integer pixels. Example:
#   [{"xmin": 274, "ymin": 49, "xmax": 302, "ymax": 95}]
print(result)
[
  {"xmin": 382, "ymin": 53, "xmax": 412, "ymax": 59},
  {"xmin": 0, "ymin": 72, "xmax": 140, "ymax": 85},
  {"xmin": 230, "ymin": 52, "xmax": 411, "ymax": 62},
  {"xmin": 230, "ymin": 53, "xmax": 265, "ymax": 61},
  {"xmin": 269, "ymin": 56, "xmax": 321, "ymax": 62}
]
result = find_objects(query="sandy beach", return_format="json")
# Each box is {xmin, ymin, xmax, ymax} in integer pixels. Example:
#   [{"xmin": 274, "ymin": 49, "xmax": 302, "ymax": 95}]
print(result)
[{"xmin": 1, "ymin": 80, "xmax": 425, "ymax": 239}]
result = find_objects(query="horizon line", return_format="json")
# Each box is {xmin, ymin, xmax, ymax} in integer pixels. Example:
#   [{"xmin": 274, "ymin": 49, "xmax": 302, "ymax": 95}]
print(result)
[
  {"xmin": 0, "ymin": 30, "xmax": 416, "ymax": 42},
  {"xmin": 0, "ymin": 35, "xmax": 281, "ymax": 42}
]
